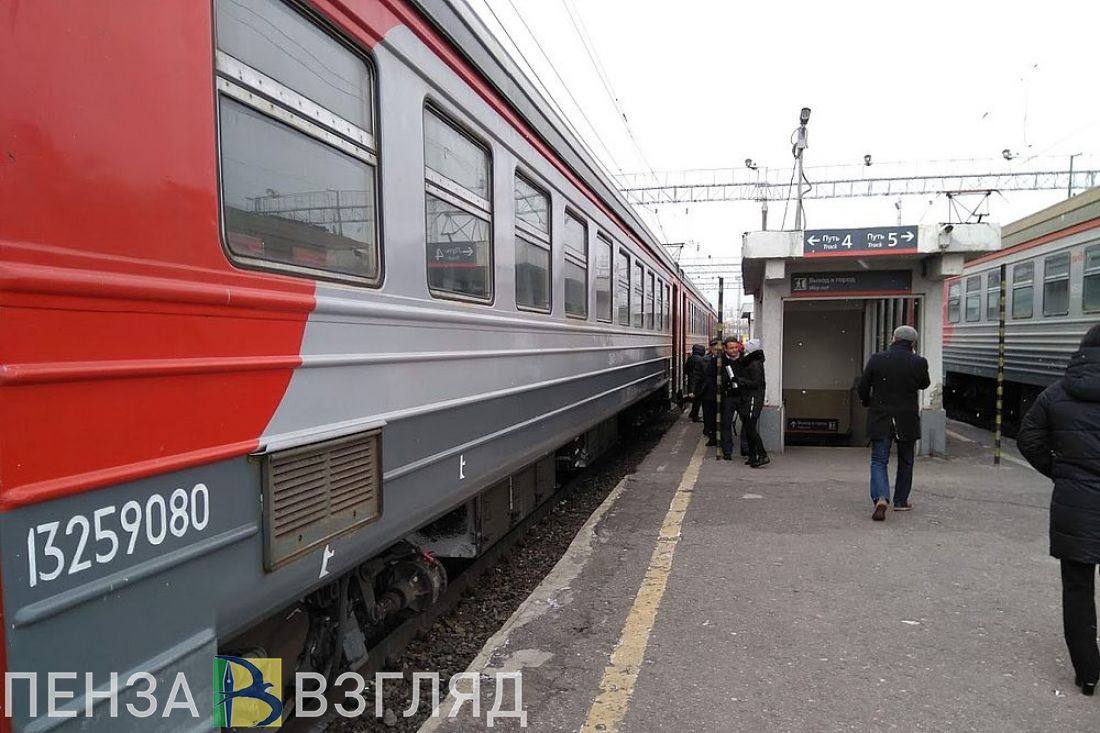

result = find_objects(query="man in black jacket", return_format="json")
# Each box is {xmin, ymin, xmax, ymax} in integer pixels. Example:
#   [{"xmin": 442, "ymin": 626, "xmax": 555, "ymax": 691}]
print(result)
[
  {"xmin": 857, "ymin": 325, "xmax": 930, "ymax": 521},
  {"xmin": 1017, "ymin": 323, "xmax": 1100, "ymax": 697},
  {"xmin": 684, "ymin": 344, "xmax": 706, "ymax": 421},
  {"xmin": 717, "ymin": 337, "xmax": 744, "ymax": 460},
  {"xmin": 699, "ymin": 339, "xmax": 721, "ymax": 446}
]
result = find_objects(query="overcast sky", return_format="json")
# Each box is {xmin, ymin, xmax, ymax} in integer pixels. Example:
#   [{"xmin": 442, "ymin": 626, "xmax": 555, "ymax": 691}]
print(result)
[{"xmin": 466, "ymin": 0, "xmax": 1100, "ymax": 309}]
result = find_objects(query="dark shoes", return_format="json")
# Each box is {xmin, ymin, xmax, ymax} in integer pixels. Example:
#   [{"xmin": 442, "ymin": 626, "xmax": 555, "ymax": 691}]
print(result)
[
  {"xmin": 748, "ymin": 455, "xmax": 770, "ymax": 468},
  {"xmin": 872, "ymin": 500, "xmax": 888, "ymax": 521},
  {"xmin": 705, "ymin": 439, "xmax": 717, "ymax": 447},
  {"xmin": 1076, "ymin": 675, "xmax": 1097, "ymax": 696},
  {"xmin": 690, "ymin": 416, "xmax": 702, "ymax": 422},
  {"xmin": 722, "ymin": 453, "xmax": 732, "ymax": 460},
  {"xmin": 893, "ymin": 502, "xmax": 914, "ymax": 512}
]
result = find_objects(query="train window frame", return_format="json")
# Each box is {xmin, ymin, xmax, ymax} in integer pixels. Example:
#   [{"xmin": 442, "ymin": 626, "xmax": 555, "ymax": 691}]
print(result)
[
  {"xmin": 594, "ymin": 233, "xmax": 614, "ymax": 323},
  {"xmin": 656, "ymin": 278, "xmax": 665, "ymax": 332},
  {"xmin": 947, "ymin": 281, "xmax": 961, "ymax": 323},
  {"xmin": 562, "ymin": 209, "xmax": 588, "ymax": 319},
  {"xmin": 513, "ymin": 171, "xmax": 551, "ymax": 314},
  {"xmin": 1085, "ymin": 244, "xmax": 1100, "ymax": 313},
  {"xmin": 632, "ymin": 261, "xmax": 644, "ymax": 329},
  {"xmin": 616, "ymin": 247, "xmax": 631, "ymax": 326},
  {"xmin": 964, "ymin": 276, "xmax": 981, "ymax": 322},
  {"xmin": 985, "ymin": 271, "xmax": 1001, "ymax": 321},
  {"xmin": 1011, "ymin": 261, "xmax": 1034, "ymax": 319},
  {"xmin": 646, "ymin": 271, "xmax": 656, "ymax": 329},
  {"xmin": 213, "ymin": 0, "xmax": 383, "ymax": 287},
  {"xmin": 660, "ymin": 280, "xmax": 668, "ymax": 332},
  {"xmin": 423, "ymin": 105, "xmax": 494, "ymax": 303},
  {"xmin": 1042, "ymin": 252, "xmax": 1070, "ymax": 317}
]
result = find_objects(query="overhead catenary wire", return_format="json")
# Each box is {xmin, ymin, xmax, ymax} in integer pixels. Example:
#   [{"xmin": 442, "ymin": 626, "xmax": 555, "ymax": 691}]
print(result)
[
  {"xmin": 473, "ymin": 0, "xmax": 627, "ymax": 182},
  {"xmin": 558, "ymin": 0, "xmax": 670, "ymax": 240}
]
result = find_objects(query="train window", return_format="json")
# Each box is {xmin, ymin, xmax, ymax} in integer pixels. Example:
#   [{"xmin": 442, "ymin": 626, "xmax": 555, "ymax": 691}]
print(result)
[
  {"xmin": 617, "ymin": 248, "xmax": 631, "ymax": 325},
  {"xmin": 947, "ymin": 281, "xmax": 961, "ymax": 323},
  {"xmin": 216, "ymin": 0, "xmax": 373, "ymax": 130},
  {"xmin": 657, "ymin": 279, "xmax": 666, "ymax": 332},
  {"xmin": 964, "ymin": 276, "xmax": 981, "ymax": 322},
  {"xmin": 632, "ymin": 262, "xmax": 644, "ymax": 328},
  {"xmin": 1011, "ymin": 262, "xmax": 1034, "ymax": 319},
  {"xmin": 1042, "ymin": 253, "xmax": 1070, "ymax": 316},
  {"xmin": 563, "ymin": 212, "xmax": 588, "ymax": 318},
  {"xmin": 594, "ymin": 234, "xmax": 613, "ymax": 322},
  {"xmin": 985, "ymin": 271, "xmax": 1001, "ymax": 321},
  {"xmin": 666, "ymin": 284, "xmax": 672, "ymax": 332},
  {"xmin": 646, "ymin": 272, "xmax": 656, "ymax": 329},
  {"xmin": 1085, "ymin": 245, "xmax": 1100, "ymax": 312},
  {"xmin": 424, "ymin": 108, "xmax": 492, "ymax": 301},
  {"xmin": 514, "ymin": 174, "xmax": 550, "ymax": 312},
  {"xmin": 215, "ymin": 0, "xmax": 380, "ymax": 284}
]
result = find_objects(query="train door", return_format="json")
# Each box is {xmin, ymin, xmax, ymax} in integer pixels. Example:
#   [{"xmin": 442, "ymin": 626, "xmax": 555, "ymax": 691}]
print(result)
[{"xmin": 668, "ymin": 283, "xmax": 677, "ymax": 400}]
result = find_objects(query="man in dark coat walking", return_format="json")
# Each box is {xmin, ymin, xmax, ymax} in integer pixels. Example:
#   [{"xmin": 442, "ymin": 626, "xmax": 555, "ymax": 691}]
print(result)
[
  {"xmin": 857, "ymin": 325, "xmax": 930, "ymax": 521},
  {"xmin": 684, "ymin": 344, "xmax": 706, "ymax": 421},
  {"xmin": 1017, "ymin": 323, "xmax": 1100, "ymax": 696}
]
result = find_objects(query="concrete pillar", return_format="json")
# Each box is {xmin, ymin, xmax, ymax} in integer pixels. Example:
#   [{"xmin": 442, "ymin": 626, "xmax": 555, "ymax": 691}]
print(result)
[
  {"xmin": 758, "ymin": 268, "xmax": 786, "ymax": 454},
  {"xmin": 916, "ymin": 267, "xmax": 947, "ymax": 456}
]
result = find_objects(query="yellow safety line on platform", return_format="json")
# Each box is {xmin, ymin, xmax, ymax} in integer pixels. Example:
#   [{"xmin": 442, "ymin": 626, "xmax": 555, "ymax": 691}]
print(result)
[{"xmin": 580, "ymin": 436, "xmax": 707, "ymax": 733}]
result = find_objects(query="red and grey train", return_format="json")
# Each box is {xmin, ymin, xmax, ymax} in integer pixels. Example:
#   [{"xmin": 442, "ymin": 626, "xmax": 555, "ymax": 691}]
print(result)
[{"xmin": 0, "ymin": 0, "xmax": 714, "ymax": 727}]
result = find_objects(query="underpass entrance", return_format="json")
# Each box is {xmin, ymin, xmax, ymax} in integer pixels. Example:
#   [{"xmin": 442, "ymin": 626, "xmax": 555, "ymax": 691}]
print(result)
[{"xmin": 782, "ymin": 296, "xmax": 922, "ymax": 447}]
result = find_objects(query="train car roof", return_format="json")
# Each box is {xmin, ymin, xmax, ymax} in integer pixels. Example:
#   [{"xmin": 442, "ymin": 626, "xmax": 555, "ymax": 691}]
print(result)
[
  {"xmin": 409, "ymin": 0, "xmax": 713, "ymax": 309},
  {"xmin": 1002, "ymin": 185, "xmax": 1100, "ymax": 247},
  {"xmin": 957, "ymin": 186, "xmax": 1100, "ymax": 272}
]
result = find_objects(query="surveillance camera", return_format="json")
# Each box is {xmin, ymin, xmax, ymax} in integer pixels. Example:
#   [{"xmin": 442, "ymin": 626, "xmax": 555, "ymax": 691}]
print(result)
[
  {"xmin": 942, "ymin": 224, "xmax": 954, "ymax": 234},
  {"xmin": 1002, "ymin": 149, "xmax": 1015, "ymax": 161},
  {"xmin": 744, "ymin": 158, "xmax": 757, "ymax": 170},
  {"xmin": 863, "ymin": 154, "xmax": 872, "ymax": 166}
]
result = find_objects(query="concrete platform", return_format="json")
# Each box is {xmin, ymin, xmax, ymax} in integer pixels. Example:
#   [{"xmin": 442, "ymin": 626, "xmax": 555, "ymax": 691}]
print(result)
[{"xmin": 421, "ymin": 417, "xmax": 1096, "ymax": 732}]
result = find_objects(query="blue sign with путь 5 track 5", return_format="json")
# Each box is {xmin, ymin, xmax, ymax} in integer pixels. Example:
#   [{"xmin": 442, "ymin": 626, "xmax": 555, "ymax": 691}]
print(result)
[{"xmin": 804, "ymin": 226, "xmax": 917, "ymax": 255}]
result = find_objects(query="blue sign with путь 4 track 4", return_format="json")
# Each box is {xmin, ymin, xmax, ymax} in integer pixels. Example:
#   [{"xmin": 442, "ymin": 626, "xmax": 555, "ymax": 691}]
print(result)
[{"xmin": 804, "ymin": 226, "xmax": 917, "ymax": 255}]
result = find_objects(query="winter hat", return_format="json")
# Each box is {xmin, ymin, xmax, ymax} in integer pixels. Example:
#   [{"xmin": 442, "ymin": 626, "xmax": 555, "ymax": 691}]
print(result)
[
  {"xmin": 892, "ymin": 325, "xmax": 918, "ymax": 343},
  {"xmin": 744, "ymin": 338, "xmax": 762, "ymax": 354},
  {"xmin": 1080, "ymin": 323, "xmax": 1100, "ymax": 349}
]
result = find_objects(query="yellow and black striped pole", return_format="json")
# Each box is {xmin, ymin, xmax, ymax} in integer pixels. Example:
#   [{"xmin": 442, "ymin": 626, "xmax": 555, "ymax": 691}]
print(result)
[
  {"xmin": 994, "ymin": 263, "xmax": 1006, "ymax": 466},
  {"xmin": 716, "ymin": 277, "xmax": 724, "ymax": 460}
]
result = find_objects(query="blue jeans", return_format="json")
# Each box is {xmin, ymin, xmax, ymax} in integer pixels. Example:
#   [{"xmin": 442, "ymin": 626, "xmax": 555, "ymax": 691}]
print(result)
[{"xmin": 869, "ymin": 436, "xmax": 915, "ymax": 505}]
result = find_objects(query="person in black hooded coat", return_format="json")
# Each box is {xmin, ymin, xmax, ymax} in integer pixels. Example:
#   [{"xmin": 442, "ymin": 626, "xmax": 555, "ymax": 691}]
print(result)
[
  {"xmin": 733, "ymin": 339, "xmax": 769, "ymax": 467},
  {"xmin": 1018, "ymin": 322, "xmax": 1100, "ymax": 697}
]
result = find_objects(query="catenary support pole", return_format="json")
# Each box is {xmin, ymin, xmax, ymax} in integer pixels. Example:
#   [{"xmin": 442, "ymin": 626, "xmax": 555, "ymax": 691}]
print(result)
[{"xmin": 994, "ymin": 263, "xmax": 1006, "ymax": 465}]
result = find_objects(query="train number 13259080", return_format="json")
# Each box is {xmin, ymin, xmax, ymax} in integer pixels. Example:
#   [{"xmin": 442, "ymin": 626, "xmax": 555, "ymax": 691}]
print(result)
[{"xmin": 25, "ymin": 484, "xmax": 211, "ymax": 589}]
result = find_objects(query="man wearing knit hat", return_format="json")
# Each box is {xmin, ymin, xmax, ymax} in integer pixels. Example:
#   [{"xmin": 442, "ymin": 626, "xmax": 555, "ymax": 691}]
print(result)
[{"xmin": 857, "ymin": 324, "xmax": 931, "ymax": 521}]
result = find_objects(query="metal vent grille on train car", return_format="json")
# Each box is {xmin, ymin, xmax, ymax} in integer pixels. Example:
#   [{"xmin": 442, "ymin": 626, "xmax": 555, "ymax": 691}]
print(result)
[{"xmin": 261, "ymin": 429, "xmax": 382, "ymax": 571}]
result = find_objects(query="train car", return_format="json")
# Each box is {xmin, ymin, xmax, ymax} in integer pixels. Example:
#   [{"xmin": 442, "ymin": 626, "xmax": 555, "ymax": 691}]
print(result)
[
  {"xmin": 944, "ymin": 187, "xmax": 1100, "ymax": 432},
  {"xmin": 0, "ymin": 0, "xmax": 714, "ymax": 728}
]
